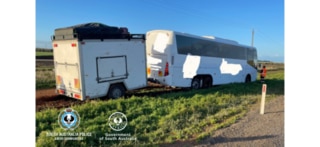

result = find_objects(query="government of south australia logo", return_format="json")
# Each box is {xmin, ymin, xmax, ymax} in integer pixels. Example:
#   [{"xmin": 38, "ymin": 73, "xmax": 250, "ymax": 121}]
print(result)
[
  {"xmin": 58, "ymin": 108, "xmax": 80, "ymax": 130},
  {"xmin": 108, "ymin": 112, "xmax": 127, "ymax": 131}
]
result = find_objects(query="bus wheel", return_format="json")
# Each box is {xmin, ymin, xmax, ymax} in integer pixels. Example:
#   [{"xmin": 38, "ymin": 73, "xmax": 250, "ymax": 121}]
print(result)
[
  {"xmin": 203, "ymin": 76, "xmax": 212, "ymax": 88},
  {"xmin": 108, "ymin": 84, "xmax": 125, "ymax": 99},
  {"xmin": 245, "ymin": 74, "xmax": 251, "ymax": 83},
  {"xmin": 191, "ymin": 77, "xmax": 201, "ymax": 89}
]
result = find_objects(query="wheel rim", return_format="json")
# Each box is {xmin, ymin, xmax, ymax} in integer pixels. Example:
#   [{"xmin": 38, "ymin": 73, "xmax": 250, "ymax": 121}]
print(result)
[
  {"xmin": 192, "ymin": 79, "xmax": 200, "ymax": 89},
  {"xmin": 112, "ymin": 88, "xmax": 122, "ymax": 98}
]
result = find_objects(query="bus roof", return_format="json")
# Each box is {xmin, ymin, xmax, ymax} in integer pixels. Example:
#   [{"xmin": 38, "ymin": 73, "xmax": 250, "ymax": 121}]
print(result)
[{"xmin": 147, "ymin": 30, "xmax": 256, "ymax": 50}]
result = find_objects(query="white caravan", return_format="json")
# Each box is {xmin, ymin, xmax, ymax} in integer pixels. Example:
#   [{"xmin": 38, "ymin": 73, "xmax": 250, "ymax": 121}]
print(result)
[
  {"xmin": 52, "ymin": 23, "xmax": 147, "ymax": 100},
  {"xmin": 146, "ymin": 30, "xmax": 258, "ymax": 89}
]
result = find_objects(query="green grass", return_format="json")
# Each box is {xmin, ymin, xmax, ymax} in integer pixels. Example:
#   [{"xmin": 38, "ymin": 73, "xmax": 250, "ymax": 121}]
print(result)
[
  {"xmin": 36, "ymin": 69, "xmax": 284, "ymax": 146},
  {"xmin": 36, "ymin": 69, "xmax": 56, "ymax": 89},
  {"xmin": 36, "ymin": 51, "xmax": 53, "ymax": 56}
]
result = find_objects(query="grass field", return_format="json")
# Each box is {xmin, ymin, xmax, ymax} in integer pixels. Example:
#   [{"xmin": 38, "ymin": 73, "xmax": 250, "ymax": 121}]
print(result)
[
  {"xmin": 36, "ymin": 51, "xmax": 53, "ymax": 56},
  {"xmin": 36, "ymin": 50, "xmax": 54, "ymax": 89},
  {"xmin": 36, "ymin": 67, "xmax": 284, "ymax": 146},
  {"xmin": 36, "ymin": 69, "xmax": 56, "ymax": 89}
]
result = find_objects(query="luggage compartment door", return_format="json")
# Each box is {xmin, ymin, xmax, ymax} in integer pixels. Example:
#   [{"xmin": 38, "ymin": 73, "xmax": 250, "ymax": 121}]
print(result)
[{"xmin": 96, "ymin": 56, "xmax": 128, "ymax": 83}]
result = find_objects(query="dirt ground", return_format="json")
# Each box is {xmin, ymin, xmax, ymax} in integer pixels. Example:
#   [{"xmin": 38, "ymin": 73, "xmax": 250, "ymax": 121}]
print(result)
[
  {"xmin": 36, "ymin": 88, "xmax": 85, "ymax": 111},
  {"xmin": 162, "ymin": 96, "xmax": 285, "ymax": 147},
  {"xmin": 36, "ymin": 88, "xmax": 57, "ymax": 99},
  {"xmin": 35, "ymin": 82, "xmax": 181, "ymax": 111}
]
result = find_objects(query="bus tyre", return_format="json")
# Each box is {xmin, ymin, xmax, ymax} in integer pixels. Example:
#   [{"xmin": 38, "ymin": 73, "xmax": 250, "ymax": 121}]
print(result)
[
  {"xmin": 108, "ymin": 84, "xmax": 125, "ymax": 99},
  {"xmin": 203, "ymin": 76, "xmax": 212, "ymax": 88},
  {"xmin": 245, "ymin": 75, "xmax": 251, "ymax": 83},
  {"xmin": 191, "ymin": 77, "xmax": 201, "ymax": 89}
]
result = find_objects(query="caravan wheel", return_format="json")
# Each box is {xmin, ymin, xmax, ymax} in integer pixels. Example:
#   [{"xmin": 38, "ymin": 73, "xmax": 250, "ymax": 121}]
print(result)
[{"xmin": 108, "ymin": 84, "xmax": 125, "ymax": 99}]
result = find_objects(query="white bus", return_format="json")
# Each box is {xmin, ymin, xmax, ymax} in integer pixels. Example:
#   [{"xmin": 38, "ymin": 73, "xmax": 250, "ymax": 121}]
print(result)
[{"xmin": 146, "ymin": 30, "xmax": 258, "ymax": 89}]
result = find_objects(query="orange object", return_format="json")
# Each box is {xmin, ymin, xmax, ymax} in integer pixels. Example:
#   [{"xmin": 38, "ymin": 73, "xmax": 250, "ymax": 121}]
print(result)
[
  {"xmin": 74, "ymin": 78, "xmax": 80, "ymax": 89},
  {"xmin": 164, "ymin": 62, "xmax": 169, "ymax": 76},
  {"xmin": 56, "ymin": 75, "xmax": 61, "ymax": 85},
  {"xmin": 260, "ymin": 66, "xmax": 267, "ymax": 78},
  {"xmin": 147, "ymin": 67, "xmax": 151, "ymax": 75}
]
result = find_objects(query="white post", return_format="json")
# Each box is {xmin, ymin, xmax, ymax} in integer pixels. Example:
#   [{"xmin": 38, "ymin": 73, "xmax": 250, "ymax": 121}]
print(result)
[{"xmin": 260, "ymin": 84, "xmax": 267, "ymax": 115}]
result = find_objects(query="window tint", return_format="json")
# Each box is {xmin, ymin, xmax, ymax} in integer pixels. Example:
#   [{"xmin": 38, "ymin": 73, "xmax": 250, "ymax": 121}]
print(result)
[
  {"xmin": 176, "ymin": 35, "xmax": 254, "ymax": 60},
  {"xmin": 247, "ymin": 48, "xmax": 257, "ymax": 67}
]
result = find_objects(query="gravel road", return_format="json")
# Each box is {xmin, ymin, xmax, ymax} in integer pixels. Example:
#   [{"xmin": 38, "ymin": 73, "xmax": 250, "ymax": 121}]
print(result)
[{"xmin": 164, "ymin": 96, "xmax": 284, "ymax": 147}]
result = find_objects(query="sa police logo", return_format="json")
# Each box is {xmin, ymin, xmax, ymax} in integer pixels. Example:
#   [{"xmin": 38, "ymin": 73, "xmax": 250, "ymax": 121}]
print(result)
[
  {"xmin": 58, "ymin": 108, "xmax": 80, "ymax": 130},
  {"xmin": 108, "ymin": 112, "xmax": 127, "ymax": 131}
]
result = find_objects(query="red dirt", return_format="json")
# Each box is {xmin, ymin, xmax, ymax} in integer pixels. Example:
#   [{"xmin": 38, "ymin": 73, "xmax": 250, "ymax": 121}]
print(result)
[
  {"xmin": 35, "ymin": 82, "xmax": 181, "ymax": 111},
  {"xmin": 36, "ymin": 88, "xmax": 57, "ymax": 99},
  {"xmin": 36, "ymin": 88, "xmax": 85, "ymax": 111}
]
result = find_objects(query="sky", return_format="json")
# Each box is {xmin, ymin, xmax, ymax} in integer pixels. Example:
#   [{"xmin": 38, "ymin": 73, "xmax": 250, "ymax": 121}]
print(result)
[{"xmin": 36, "ymin": 0, "xmax": 284, "ymax": 63}]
